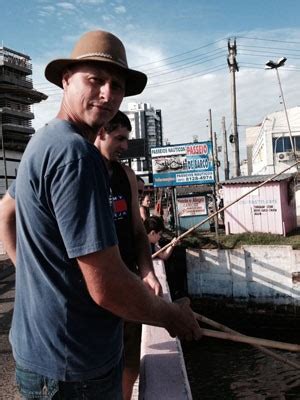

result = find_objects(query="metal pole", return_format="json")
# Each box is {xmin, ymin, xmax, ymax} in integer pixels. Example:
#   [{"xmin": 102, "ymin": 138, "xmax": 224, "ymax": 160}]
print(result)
[
  {"xmin": 275, "ymin": 68, "xmax": 296, "ymax": 158},
  {"xmin": 208, "ymin": 110, "xmax": 219, "ymax": 243},
  {"xmin": 222, "ymin": 116, "xmax": 230, "ymax": 180},
  {"xmin": 213, "ymin": 131, "xmax": 220, "ymax": 183},
  {"xmin": 171, "ymin": 186, "xmax": 180, "ymax": 237},
  {"xmin": 228, "ymin": 39, "xmax": 240, "ymax": 177}
]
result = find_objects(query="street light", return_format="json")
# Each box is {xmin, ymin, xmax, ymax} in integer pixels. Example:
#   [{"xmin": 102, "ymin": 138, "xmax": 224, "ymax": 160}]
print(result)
[{"xmin": 265, "ymin": 57, "xmax": 296, "ymax": 159}]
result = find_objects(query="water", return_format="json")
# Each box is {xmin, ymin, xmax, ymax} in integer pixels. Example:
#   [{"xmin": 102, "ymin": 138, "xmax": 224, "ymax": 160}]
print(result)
[{"xmin": 182, "ymin": 301, "xmax": 300, "ymax": 399}]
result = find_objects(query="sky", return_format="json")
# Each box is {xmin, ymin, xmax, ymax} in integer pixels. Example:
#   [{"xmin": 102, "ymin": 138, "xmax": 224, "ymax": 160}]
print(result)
[{"xmin": 2, "ymin": 0, "xmax": 300, "ymax": 170}]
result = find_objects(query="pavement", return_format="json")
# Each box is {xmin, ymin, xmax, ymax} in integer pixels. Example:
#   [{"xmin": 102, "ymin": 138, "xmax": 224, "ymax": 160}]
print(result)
[{"xmin": 0, "ymin": 259, "xmax": 20, "ymax": 400}]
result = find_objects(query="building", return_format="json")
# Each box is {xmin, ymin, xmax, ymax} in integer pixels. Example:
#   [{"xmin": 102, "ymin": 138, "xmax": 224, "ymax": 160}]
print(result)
[
  {"xmin": 0, "ymin": 46, "xmax": 47, "ymax": 195},
  {"xmin": 246, "ymin": 107, "xmax": 300, "ymax": 176},
  {"xmin": 223, "ymin": 174, "xmax": 296, "ymax": 235},
  {"xmin": 124, "ymin": 102, "xmax": 163, "ymax": 181}
]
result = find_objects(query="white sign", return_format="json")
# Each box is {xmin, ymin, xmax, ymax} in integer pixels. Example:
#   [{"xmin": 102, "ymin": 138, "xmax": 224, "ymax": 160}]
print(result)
[{"xmin": 177, "ymin": 196, "xmax": 207, "ymax": 217}]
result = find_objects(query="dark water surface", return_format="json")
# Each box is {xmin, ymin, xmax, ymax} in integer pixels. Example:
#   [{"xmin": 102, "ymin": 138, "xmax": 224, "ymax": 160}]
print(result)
[{"xmin": 182, "ymin": 301, "xmax": 300, "ymax": 400}]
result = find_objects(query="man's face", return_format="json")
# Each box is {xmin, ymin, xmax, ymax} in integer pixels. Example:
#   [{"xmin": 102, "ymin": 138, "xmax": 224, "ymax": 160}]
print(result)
[
  {"xmin": 62, "ymin": 63, "xmax": 125, "ymax": 130},
  {"xmin": 142, "ymin": 195, "xmax": 151, "ymax": 207},
  {"xmin": 148, "ymin": 230, "xmax": 162, "ymax": 244},
  {"xmin": 99, "ymin": 127, "xmax": 129, "ymax": 161}
]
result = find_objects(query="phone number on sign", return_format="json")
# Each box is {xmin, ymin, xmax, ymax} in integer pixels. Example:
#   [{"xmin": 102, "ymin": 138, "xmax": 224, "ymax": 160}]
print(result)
[{"xmin": 176, "ymin": 172, "xmax": 214, "ymax": 183}]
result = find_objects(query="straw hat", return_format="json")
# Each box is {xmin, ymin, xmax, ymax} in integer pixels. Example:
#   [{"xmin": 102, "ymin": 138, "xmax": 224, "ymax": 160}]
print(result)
[{"xmin": 45, "ymin": 30, "xmax": 147, "ymax": 97}]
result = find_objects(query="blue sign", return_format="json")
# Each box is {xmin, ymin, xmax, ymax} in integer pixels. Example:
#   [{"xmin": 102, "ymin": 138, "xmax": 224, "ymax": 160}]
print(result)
[{"xmin": 151, "ymin": 141, "xmax": 215, "ymax": 187}]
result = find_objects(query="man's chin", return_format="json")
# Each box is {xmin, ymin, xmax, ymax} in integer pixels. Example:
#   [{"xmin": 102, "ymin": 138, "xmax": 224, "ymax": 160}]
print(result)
[{"xmin": 91, "ymin": 113, "xmax": 116, "ymax": 128}]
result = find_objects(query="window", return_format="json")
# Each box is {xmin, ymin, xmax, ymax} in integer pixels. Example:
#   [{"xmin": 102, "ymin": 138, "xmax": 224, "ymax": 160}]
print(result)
[{"xmin": 273, "ymin": 136, "xmax": 297, "ymax": 153}]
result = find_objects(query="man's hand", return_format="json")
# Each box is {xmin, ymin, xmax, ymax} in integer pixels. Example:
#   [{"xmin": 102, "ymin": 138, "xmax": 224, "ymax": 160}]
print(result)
[
  {"xmin": 165, "ymin": 297, "xmax": 203, "ymax": 341},
  {"xmin": 142, "ymin": 270, "xmax": 163, "ymax": 296}
]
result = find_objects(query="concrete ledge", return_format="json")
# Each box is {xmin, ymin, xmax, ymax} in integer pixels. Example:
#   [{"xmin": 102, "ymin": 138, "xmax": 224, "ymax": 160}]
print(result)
[
  {"xmin": 138, "ymin": 259, "xmax": 192, "ymax": 400},
  {"xmin": 186, "ymin": 246, "xmax": 300, "ymax": 307}
]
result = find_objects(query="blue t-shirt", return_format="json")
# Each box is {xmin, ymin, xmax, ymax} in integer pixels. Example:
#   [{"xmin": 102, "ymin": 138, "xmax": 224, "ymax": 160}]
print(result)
[{"xmin": 9, "ymin": 119, "xmax": 122, "ymax": 381}]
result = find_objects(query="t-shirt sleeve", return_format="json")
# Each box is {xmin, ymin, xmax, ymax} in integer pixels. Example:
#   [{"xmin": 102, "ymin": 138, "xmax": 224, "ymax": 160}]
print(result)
[
  {"xmin": 8, "ymin": 180, "xmax": 16, "ymax": 199},
  {"xmin": 48, "ymin": 156, "xmax": 117, "ymax": 259}
]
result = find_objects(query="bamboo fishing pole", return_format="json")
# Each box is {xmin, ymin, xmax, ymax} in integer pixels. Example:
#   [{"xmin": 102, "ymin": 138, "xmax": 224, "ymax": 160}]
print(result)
[
  {"xmin": 152, "ymin": 160, "xmax": 300, "ymax": 258},
  {"xmin": 195, "ymin": 312, "xmax": 300, "ymax": 369},
  {"xmin": 200, "ymin": 328, "xmax": 300, "ymax": 352},
  {"xmin": 137, "ymin": 315, "xmax": 300, "ymax": 352}
]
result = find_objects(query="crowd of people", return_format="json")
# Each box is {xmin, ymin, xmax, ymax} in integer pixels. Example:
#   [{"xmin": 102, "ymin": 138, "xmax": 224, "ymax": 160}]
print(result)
[{"xmin": 0, "ymin": 29, "xmax": 202, "ymax": 400}]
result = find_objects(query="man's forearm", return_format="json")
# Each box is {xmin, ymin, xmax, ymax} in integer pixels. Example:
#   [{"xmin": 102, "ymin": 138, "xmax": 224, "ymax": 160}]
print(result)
[
  {"xmin": 78, "ymin": 247, "xmax": 167, "ymax": 324},
  {"xmin": 77, "ymin": 246, "xmax": 202, "ymax": 341},
  {"xmin": 134, "ymin": 228, "xmax": 155, "ymax": 278}
]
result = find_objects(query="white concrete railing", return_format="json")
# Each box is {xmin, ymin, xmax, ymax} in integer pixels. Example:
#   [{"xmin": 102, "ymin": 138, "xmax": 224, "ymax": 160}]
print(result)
[
  {"xmin": 138, "ymin": 259, "xmax": 192, "ymax": 400},
  {"xmin": 186, "ymin": 245, "xmax": 300, "ymax": 306}
]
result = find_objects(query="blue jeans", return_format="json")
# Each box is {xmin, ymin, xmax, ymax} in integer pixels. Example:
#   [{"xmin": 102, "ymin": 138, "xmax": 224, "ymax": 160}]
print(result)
[{"xmin": 15, "ymin": 360, "xmax": 123, "ymax": 400}]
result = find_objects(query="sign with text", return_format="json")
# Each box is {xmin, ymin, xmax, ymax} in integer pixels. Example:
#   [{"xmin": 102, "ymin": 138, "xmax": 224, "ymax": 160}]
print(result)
[
  {"xmin": 151, "ymin": 141, "xmax": 215, "ymax": 187},
  {"xmin": 177, "ymin": 196, "xmax": 207, "ymax": 217}
]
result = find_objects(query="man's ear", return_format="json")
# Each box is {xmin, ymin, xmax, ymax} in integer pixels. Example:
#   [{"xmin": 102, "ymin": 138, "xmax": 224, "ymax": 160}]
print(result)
[
  {"xmin": 62, "ymin": 68, "xmax": 72, "ymax": 89},
  {"xmin": 98, "ymin": 127, "xmax": 107, "ymax": 140}
]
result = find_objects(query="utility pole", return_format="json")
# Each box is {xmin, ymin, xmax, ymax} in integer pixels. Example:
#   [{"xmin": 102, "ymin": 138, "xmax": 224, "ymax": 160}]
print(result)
[
  {"xmin": 208, "ymin": 109, "xmax": 219, "ymax": 244},
  {"xmin": 222, "ymin": 116, "xmax": 230, "ymax": 180},
  {"xmin": 213, "ymin": 131, "xmax": 220, "ymax": 184},
  {"xmin": 227, "ymin": 38, "xmax": 240, "ymax": 177}
]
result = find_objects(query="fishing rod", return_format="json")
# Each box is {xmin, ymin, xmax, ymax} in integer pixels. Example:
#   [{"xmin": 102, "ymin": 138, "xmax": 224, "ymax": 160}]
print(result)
[
  {"xmin": 195, "ymin": 312, "xmax": 300, "ymax": 369},
  {"xmin": 152, "ymin": 160, "xmax": 300, "ymax": 258}
]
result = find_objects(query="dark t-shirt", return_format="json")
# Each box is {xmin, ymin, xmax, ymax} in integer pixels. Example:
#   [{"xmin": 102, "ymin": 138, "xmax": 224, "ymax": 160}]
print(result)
[
  {"xmin": 9, "ymin": 119, "xmax": 122, "ymax": 381},
  {"xmin": 110, "ymin": 162, "xmax": 136, "ymax": 272}
]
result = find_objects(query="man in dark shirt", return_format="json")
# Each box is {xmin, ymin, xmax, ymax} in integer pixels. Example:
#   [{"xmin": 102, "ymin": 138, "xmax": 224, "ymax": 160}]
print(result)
[{"xmin": 94, "ymin": 110, "xmax": 161, "ymax": 400}]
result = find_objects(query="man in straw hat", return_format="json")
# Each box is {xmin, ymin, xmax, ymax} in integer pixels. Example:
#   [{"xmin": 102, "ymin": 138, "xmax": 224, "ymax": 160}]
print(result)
[{"xmin": 0, "ymin": 30, "xmax": 202, "ymax": 399}]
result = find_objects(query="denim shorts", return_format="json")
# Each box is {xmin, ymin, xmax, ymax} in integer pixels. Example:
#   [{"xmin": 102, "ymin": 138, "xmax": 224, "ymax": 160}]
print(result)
[{"xmin": 15, "ymin": 359, "xmax": 123, "ymax": 400}]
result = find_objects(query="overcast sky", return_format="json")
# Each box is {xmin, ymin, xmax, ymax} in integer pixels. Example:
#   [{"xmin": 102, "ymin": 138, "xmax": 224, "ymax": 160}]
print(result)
[{"xmin": 2, "ymin": 0, "xmax": 300, "ymax": 169}]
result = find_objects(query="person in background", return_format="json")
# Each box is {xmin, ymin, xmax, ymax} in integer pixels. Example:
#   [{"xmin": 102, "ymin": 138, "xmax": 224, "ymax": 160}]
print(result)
[
  {"xmin": 167, "ymin": 203, "xmax": 175, "ymax": 231},
  {"xmin": 144, "ymin": 216, "xmax": 178, "ymax": 261},
  {"xmin": 136, "ymin": 176, "xmax": 145, "ymax": 202},
  {"xmin": 153, "ymin": 190, "xmax": 164, "ymax": 219},
  {"xmin": 140, "ymin": 193, "xmax": 151, "ymax": 221},
  {"xmin": 94, "ymin": 110, "xmax": 161, "ymax": 400},
  {"xmin": 0, "ymin": 30, "xmax": 202, "ymax": 400}
]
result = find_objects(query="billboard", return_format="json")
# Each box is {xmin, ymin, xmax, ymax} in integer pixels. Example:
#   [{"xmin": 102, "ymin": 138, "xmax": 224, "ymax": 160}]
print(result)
[
  {"xmin": 177, "ymin": 196, "xmax": 207, "ymax": 217},
  {"xmin": 151, "ymin": 141, "xmax": 215, "ymax": 187}
]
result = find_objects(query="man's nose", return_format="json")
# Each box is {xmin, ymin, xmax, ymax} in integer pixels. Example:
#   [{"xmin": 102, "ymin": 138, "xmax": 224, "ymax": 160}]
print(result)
[
  {"xmin": 121, "ymin": 141, "xmax": 128, "ymax": 151},
  {"xmin": 99, "ymin": 82, "xmax": 113, "ymax": 100}
]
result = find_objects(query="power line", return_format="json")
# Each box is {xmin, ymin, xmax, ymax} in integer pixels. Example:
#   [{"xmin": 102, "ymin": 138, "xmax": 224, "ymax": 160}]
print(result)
[
  {"xmin": 238, "ymin": 49, "xmax": 300, "ymax": 60},
  {"xmin": 148, "ymin": 53, "xmax": 226, "ymax": 78},
  {"xmin": 146, "ymin": 65, "xmax": 226, "ymax": 88},
  {"xmin": 239, "ymin": 62, "xmax": 300, "ymax": 71},
  {"xmin": 131, "ymin": 37, "xmax": 227, "ymax": 68},
  {"xmin": 237, "ymin": 36, "xmax": 300, "ymax": 45},
  {"xmin": 144, "ymin": 47, "xmax": 226, "ymax": 73},
  {"xmin": 239, "ymin": 44, "xmax": 300, "ymax": 53}
]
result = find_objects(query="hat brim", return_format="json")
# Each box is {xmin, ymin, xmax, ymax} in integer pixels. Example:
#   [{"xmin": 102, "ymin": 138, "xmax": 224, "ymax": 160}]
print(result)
[{"xmin": 45, "ymin": 58, "xmax": 147, "ymax": 97}]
